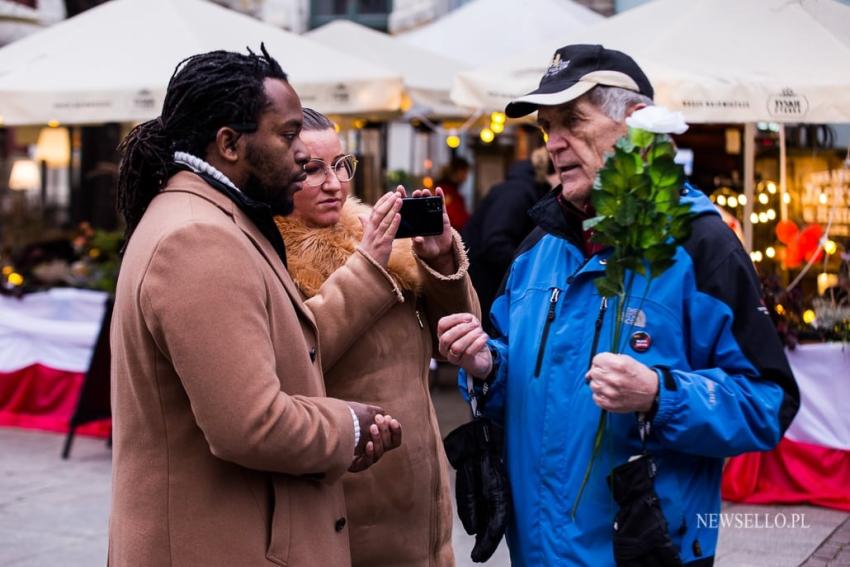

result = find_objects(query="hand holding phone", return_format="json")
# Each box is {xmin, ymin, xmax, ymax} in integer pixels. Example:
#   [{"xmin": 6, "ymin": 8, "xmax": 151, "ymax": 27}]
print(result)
[
  {"xmin": 406, "ymin": 187, "xmax": 457, "ymax": 275},
  {"xmin": 395, "ymin": 195, "xmax": 444, "ymax": 239}
]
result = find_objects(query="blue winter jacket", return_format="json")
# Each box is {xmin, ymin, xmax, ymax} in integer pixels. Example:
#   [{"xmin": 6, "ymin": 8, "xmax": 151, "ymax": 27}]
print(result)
[{"xmin": 460, "ymin": 184, "xmax": 799, "ymax": 566}]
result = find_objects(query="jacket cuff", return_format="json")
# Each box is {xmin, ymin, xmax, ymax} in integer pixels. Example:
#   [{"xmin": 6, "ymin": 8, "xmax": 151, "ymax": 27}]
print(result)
[
  {"xmin": 650, "ymin": 366, "xmax": 680, "ymax": 428},
  {"xmin": 415, "ymin": 229, "xmax": 470, "ymax": 282},
  {"xmin": 353, "ymin": 247, "xmax": 405, "ymax": 303}
]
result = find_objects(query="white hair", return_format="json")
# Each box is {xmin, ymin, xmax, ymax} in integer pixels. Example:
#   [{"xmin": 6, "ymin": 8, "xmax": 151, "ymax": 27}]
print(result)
[{"xmin": 585, "ymin": 85, "xmax": 654, "ymax": 122}]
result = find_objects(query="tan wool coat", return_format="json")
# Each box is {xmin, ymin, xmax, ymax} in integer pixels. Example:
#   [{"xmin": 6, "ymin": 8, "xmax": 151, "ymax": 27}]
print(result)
[
  {"xmin": 277, "ymin": 198, "xmax": 481, "ymax": 567},
  {"xmin": 109, "ymin": 172, "xmax": 402, "ymax": 567}
]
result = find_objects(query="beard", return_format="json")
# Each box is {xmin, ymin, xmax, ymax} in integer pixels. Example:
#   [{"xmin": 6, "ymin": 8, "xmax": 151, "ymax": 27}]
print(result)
[
  {"xmin": 242, "ymin": 142, "xmax": 302, "ymax": 217},
  {"xmin": 243, "ymin": 173, "xmax": 295, "ymax": 217}
]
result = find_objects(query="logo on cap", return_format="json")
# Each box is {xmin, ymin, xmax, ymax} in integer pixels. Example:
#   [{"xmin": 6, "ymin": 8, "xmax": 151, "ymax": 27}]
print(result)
[{"xmin": 545, "ymin": 52, "xmax": 570, "ymax": 77}]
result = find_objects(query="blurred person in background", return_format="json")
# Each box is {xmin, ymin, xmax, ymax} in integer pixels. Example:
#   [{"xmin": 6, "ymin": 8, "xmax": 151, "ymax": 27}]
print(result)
[
  {"xmin": 276, "ymin": 108, "xmax": 480, "ymax": 567},
  {"xmin": 436, "ymin": 156, "xmax": 472, "ymax": 230},
  {"xmin": 463, "ymin": 146, "xmax": 558, "ymax": 333},
  {"xmin": 111, "ymin": 47, "xmax": 402, "ymax": 567}
]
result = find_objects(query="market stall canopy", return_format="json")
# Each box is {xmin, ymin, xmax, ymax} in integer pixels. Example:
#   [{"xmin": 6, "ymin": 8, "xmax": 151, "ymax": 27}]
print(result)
[
  {"xmin": 398, "ymin": 0, "xmax": 602, "ymax": 68},
  {"xmin": 307, "ymin": 19, "xmax": 470, "ymax": 117},
  {"xmin": 451, "ymin": 0, "xmax": 850, "ymax": 123},
  {"xmin": 0, "ymin": 0, "xmax": 404, "ymax": 126}
]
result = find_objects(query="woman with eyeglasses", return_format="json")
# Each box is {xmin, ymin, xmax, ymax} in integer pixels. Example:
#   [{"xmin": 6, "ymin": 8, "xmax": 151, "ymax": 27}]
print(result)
[{"xmin": 275, "ymin": 108, "xmax": 479, "ymax": 567}]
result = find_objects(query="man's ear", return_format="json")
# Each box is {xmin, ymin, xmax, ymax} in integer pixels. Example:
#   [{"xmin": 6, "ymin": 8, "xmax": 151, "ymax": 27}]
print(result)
[
  {"xmin": 212, "ymin": 127, "xmax": 243, "ymax": 164},
  {"xmin": 624, "ymin": 102, "xmax": 648, "ymax": 118}
]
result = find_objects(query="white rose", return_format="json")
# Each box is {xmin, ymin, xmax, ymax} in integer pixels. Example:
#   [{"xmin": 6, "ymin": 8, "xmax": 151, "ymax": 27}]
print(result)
[{"xmin": 626, "ymin": 106, "xmax": 689, "ymax": 135}]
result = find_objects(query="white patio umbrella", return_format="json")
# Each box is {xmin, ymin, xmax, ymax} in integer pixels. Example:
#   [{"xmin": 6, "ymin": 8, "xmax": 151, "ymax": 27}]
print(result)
[
  {"xmin": 0, "ymin": 0, "xmax": 404, "ymax": 126},
  {"xmin": 307, "ymin": 19, "xmax": 470, "ymax": 117},
  {"xmin": 399, "ymin": 0, "xmax": 602, "ymax": 68}
]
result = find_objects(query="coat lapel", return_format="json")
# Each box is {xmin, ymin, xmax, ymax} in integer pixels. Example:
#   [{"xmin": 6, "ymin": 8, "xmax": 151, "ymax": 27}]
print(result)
[{"xmin": 161, "ymin": 172, "xmax": 317, "ymax": 329}]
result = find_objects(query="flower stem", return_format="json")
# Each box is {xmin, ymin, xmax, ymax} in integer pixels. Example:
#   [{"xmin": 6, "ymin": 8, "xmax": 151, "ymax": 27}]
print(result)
[{"xmin": 571, "ymin": 408, "xmax": 608, "ymax": 519}]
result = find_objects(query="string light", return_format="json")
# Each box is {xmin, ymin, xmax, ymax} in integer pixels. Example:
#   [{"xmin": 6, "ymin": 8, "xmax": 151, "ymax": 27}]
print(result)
[
  {"xmin": 758, "ymin": 193, "xmax": 769, "ymax": 205},
  {"xmin": 490, "ymin": 121, "xmax": 504, "ymax": 134},
  {"xmin": 738, "ymin": 194, "xmax": 747, "ymax": 205},
  {"xmin": 766, "ymin": 246, "xmax": 776, "ymax": 258},
  {"xmin": 782, "ymin": 193, "xmax": 791, "ymax": 204},
  {"xmin": 446, "ymin": 134, "xmax": 461, "ymax": 149},
  {"xmin": 766, "ymin": 209, "xmax": 776, "ymax": 220},
  {"xmin": 758, "ymin": 212, "xmax": 769, "ymax": 223},
  {"xmin": 7, "ymin": 272, "xmax": 23, "ymax": 286},
  {"xmin": 775, "ymin": 303, "xmax": 785, "ymax": 315},
  {"xmin": 818, "ymin": 193, "xmax": 828, "ymax": 205},
  {"xmin": 766, "ymin": 182, "xmax": 777, "ymax": 194},
  {"xmin": 717, "ymin": 195, "xmax": 727, "ymax": 206},
  {"xmin": 480, "ymin": 128, "xmax": 495, "ymax": 143},
  {"xmin": 803, "ymin": 309, "xmax": 816, "ymax": 325},
  {"xmin": 824, "ymin": 240, "xmax": 838, "ymax": 255},
  {"xmin": 750, "ymin": 212, "xmax": 759, "ymax": 224}
]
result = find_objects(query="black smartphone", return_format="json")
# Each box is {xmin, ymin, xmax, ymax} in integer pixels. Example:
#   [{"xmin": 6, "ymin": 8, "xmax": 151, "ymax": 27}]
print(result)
[{"xmin": 395, "ymin": 196, "xmax": 444, "ymax": 239}]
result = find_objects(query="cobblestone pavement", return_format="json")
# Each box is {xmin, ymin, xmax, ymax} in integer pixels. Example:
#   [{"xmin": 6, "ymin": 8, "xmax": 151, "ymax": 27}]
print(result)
[
  {"xmin": 0, "ymin": 379, "xmax": 846, "ymax": 566},
  {"xmin": 801, "ymin": 516, "xmax": 850, "ymax": 566}
]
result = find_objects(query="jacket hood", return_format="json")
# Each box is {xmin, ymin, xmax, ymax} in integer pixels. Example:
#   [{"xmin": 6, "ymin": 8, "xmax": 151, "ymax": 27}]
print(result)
[{"xmin": 275, "ymin": 197, "xmax": 422, "ymax": 298}]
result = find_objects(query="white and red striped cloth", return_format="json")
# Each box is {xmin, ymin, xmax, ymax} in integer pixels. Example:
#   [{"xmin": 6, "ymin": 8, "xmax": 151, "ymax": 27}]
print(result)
[
  {"xmin": 0, "ymin": 288, "xmax": 110, "ymax": 436},
  {"xmin": 723, "ymin": 343, "xmax": 850, "ymax": 511}
]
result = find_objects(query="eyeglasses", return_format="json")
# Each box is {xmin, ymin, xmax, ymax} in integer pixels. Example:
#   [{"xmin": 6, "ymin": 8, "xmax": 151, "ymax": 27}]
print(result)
[{"xmin": 303, "ymin": 154, "xmax": 358, "ymax": 187}]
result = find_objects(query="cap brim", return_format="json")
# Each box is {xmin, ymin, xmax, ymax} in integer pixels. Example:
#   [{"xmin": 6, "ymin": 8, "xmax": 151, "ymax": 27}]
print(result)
[{"xmin": 505, "ymin": 80, "xmax": 597, "ymax": 118}]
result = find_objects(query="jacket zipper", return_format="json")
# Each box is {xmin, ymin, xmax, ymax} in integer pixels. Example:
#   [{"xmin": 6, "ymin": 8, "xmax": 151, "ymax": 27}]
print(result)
[
  {"xmin": 534, "ymin": 287, "xmax": 561, "ymax": 377},
  {"xmin": 587, "ymin": 296, "xmax": 609, "ymax": 369}
]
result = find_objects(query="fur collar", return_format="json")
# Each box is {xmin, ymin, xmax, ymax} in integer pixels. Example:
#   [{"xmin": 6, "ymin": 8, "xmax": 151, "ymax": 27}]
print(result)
[{"xmin": 275, "ymin": 197, "xmax": 422, "ymax": 298}]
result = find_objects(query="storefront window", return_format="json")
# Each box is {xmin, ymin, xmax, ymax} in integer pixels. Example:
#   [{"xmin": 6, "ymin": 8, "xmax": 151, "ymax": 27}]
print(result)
[{"xmin": 310, "ymin": 0, "xmax": 391, "ymax": 29}]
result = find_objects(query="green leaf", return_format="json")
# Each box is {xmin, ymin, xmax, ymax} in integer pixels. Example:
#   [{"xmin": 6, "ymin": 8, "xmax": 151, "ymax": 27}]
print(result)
[
  {"xmin": 637, "ymin": 225, "xmax": 664, "ymax": 247},
  {"xmin": 648, "ymin": 160, "xmax": 682, "ymax": 188},
  {"xmin": 594, "ymin": 192, "xmax": 620, "ymax": 217},
  {"xmin": 598, "ymin": 168, "xmax": 627, "ymax": 192},
  {"xmin": 648, "ymin": 141, "xmax": 676, "ymax": 163},
  {"xmin": 612, "ymin": 148, "xmax": 641, "ymax": 178},
  {"xmin": 629, "ymin": 176, "xmax": 652, "ymax": 199},
  {"xmin": 595, "ymin": 276, "xmax": 621, "ymax": 297},
  {"xmin": 629, "ymin": 128, "xmax": 655, "ymax": 150},
  {"xmin": 649, "ymin": 258, "xmax": 676, "ymax": 278},
  {"xmin": 583, "ymin": 215, "xmax": 605, "ymax": 231},
  {"xmin": 614, "ymin": 196, "xmax": 640, "ymax": 225}
]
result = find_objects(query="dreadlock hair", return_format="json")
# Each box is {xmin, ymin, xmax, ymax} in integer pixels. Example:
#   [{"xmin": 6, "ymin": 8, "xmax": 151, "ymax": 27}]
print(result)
[
  {"xmin": 117, "ymin": 44, "xmax": 288, "ymax": 239},
  {"xmin": 302, "ymin": 107, "xmax": 335, "ymax": 132}
]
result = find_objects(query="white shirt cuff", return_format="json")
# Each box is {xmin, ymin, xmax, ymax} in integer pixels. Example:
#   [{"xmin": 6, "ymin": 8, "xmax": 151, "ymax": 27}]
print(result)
[{"xmin": 348, "ymin": 405, "xmax": 361, "ymax": 454}]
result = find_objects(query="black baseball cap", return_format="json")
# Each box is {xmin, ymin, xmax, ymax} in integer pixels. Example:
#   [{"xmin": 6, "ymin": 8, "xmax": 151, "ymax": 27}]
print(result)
[{"xmin": 505, "ymin": 44, "xmax": 654, "ymax": 118}]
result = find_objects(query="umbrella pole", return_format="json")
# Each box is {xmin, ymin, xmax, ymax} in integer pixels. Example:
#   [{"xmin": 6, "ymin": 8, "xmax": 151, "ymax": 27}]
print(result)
[{"xmin": 744, "ymin": 122, "xmax": 755, "ymax": 252}]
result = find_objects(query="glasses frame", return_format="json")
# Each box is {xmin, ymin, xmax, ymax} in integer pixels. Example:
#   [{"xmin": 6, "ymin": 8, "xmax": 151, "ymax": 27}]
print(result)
[{"xmin": 302, "ymin": 154, "xmax": 358, "ymax": 187}]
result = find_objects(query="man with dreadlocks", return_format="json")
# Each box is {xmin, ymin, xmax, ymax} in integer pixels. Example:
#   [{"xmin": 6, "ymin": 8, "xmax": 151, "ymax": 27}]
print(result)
[{"xmin": 110, "ymin": 46, "xmax": 405, "ymax": 566}]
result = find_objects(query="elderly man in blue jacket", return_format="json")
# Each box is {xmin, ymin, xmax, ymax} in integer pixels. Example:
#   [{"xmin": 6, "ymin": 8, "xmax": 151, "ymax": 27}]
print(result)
[{"xmin": 438, "ymin": 44, "xmax": 799, "ymax": 566}]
